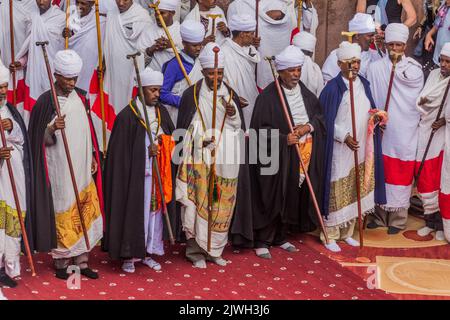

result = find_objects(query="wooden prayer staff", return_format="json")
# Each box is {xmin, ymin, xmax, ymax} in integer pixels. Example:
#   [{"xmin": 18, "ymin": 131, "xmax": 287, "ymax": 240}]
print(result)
[
  {"xmin": 341, "ymin": 31, "xmax": 357, "ymax": 42},
  {"xmin": 65, "ymin": 0, "xmax": 70, "ymax": 49},
  {"xmin": 207, "ymin": 46, "xmax": 221, "ymax": 252},
  {"xmin": 36, "ymin": 41, "xmax": 91, "ymax": 250},
  {"xmin": 127, "ymin": 52, "xmax": 175, "ymax": 245},
  {"xmin": 297, "ymin": 0, "xmax": 303, "ymax": 30},
  {"xmin": 207, "ymin": 14, "xmax": 222, "ymax": 37},
  {"xmin": 265, "ymin": 56, "xmax": 329, "ymax": 244},
  {"xmin": 384, "ymin": 52, "xmax": 402, "ymax": 113},
  {"xmin": 0, "ymin": 115, "xmax": 36, "ymax": 276},
  {"xmin": 94, "ymin": 0, "xmax": 107, "ymax": 159},
  {"xmin": 346, "ymin": 60, "xmax": 364, "ymax": 249},
  {"xmin": 149, "ymin": 1, "xmax": 192, "ymax": 86},
  {"xmin": 255, "ymin": 0, "xmax": 260, "ymax": 37},
  {"xmin": 9, "ymin": 0, "xmax": 17, "ymax": 107},
  {"xmin": 415, "ymin": 78, "xmax": 450, "ymax": 183}
]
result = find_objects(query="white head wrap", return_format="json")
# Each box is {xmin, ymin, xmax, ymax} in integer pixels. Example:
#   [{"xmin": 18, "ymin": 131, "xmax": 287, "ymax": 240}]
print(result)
[
  {"xmin": 141, "ymin": 67, "xmax": 164, "ymax": 87},
  {"xmin": 275, "ymin": 45, "xmax": 305, "ymax": 71},
  {"xmin": 54, "ymin": 49, "xmax": 83, "ymax": 78},
  {"xmin": 0, "ymin": 61, "xmax": 9, "ymax": 85},
  {"xmin": 228, "ymin": 13, "xmax": 257, "ymax": 32},
  {"xmin": 384, "ymin": 23, "xmax": 409, "ymax": 44},
  {"xmin": 348, "ymin": 13, "xmax": 376, "ymax": 34},
  {"xmin": 158, "ymin": 0, "xmax": 179, "ymax": 12},
  {"xmin": 292, "ymin": 32, "xmax": 317, "ymax": 53},
  {"xmin": 441, "ymin": 42, "xmax": 450, "ymax": 58},
  {"xmin": 180, "ymin": 20, "xmax": 206, "ymax": 43},
  {"xmin": 336, "ymin": 41, "xmax": 362, "ymax": 61},
  {"xmin": 199, "ymin": 42, "xmax": 224, "ymax": 69}
]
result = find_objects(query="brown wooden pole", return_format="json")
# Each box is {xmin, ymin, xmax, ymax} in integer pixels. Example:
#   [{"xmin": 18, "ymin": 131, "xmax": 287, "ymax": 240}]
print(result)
[
  {"xmin": 347, "ymin": 62, "xmax": 364, "ymax": 249},
  {"xmin": 65, "ymin": 0, "xmax": 70, "ymax": 49},
  {"xmin": 36, "ymin": 41, "xmax": 90, "ymax": 250},
  {"xmin": 255, "ymin": 0, "xmax": 260, "ymax": 37},
  {"xmin": 9, "ymin": 0, "xmax": 16, "ymax": 107},
  {"xmin": 127, "ymin": 52, "xmax": 175, "ymax": 245},
  {"xmin": 384, "ymin": 53, "xmax": 402, "ymax": 113},
  {"xmin": 297, "ymin": 0, "xmax": 303, "ymax": 30},
  {"xmin": 0, "ymin": 113, "xmax": 36, "ymax": 276},
  {"xmin": 266, "ymin": 57, "xmax": 329, "ymax": 244}
]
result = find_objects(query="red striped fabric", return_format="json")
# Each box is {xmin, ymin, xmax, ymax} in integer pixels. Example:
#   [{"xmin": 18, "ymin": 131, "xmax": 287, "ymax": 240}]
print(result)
[
  {"xmin": 383, "ymin": 155, "xmax": 416, "ymax": 186},
  {"xmin": 439, "ymin": 192, "xmax": 450, "ymax": 219},
  {"xmin": 415, "ymin": 151, "xmax": 444, "ymax": 194}
]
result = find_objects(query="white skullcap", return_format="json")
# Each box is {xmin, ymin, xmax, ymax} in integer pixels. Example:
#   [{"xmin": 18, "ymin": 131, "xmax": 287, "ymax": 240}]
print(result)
[
  {"xmin": 180, "ymin": 20, "xmax": 206, "ymax": 43},
  {"xmin": 385, "ymin": 23, "xmax": 409, "ymax": 44},
  {"xmin": 158, "ymin": 0, "xmax": 179, "ymax": 12},
  {"xmin": 263, "ymin": 1, "xmax": 285, "ymax": 12},
  {"xmin": 441, "ymin": 42, "xmax": 450, "ymax": 58},
  {"xmin": 54, "ymin": 49, "xmax": 83, "ymax": 78},
  {"xmin": 275, "ymin": 45, "xmax": 305, "ymax": 71},
  {"xmin": 336, "ymin": 41, "xmax": 362, "ymax": 61},
  {"xmin": 292, "ymin": 32, "xmax": 317, "ymax": 53},
  {"xmin": 140, "ymin": 67, "xmax": 164, "ymax": 87},
  {"xmin": 199, "ymin": 42, "xmax": 224, "ymax": 69},
  {"xmin": 348, "ymin": 13, "xmax": 376, "ymax": 34},
  {"xmin": 0, "ymin": 61, "xmax": 9, "ymax": 85},
  {"xmin": 228, "ymin": 13, "xmax": 256, "ymax": 32}
]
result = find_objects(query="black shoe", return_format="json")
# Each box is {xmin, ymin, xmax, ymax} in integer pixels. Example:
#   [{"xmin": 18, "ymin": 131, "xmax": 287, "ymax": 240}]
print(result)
[
  {"xmin": 0, "ymin": 273, "xmax": 17, "ymax": 288},
  {"xmin": 55, "ymin": 268, "xmax": 70, "ymax": 280},
  {"xmin": 388, "ymin": 226, "xmax": 402, "ymax": 235},
  {"xmin": 367, "ymin": 221, "xmax": 381, "ymax": 229},
  {"xmin": 80, "ymin": 268, "xmax": 99, "ymax": 279}
]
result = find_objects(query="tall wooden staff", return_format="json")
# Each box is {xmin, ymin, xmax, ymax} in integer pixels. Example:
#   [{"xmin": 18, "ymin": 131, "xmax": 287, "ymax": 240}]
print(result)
[
  {"xmin": 297, "ymin": 0, "xmax": 303, "ymax": 30},
  {"xmin": 415, "ymin": 79, "xmax": 450, "ymax": 183},
  {"xmin": 384, "ymin": 52, "xmax": 402, "ymax": 113},
  {"xmin": 150, "ymin": 1, "xmax": 192, "ymax": 86},
  {"xmin": 0, "ymin": 114, "xmax": 36, "ymax": 276},
  {"xmin": 346, "ymin": 60, "xmax": 364, "ymax": 248},
  {"xmin": 65, "ymin": 0, "xmax": 70, "ymax": 49},
  {"xmin": 254, "ymin": 0, "xmax": 260, "ymax": 84},
  {"xmin": 266, "ymin": 56, "xmax": 329, "ymax": 244},
  {"xmin": 36, "ymin": 41, "xmax": 90, "ymax": 250},
  {"xmin": 207, "ymin": 47, "xmax": 220, "ymax": 252},
  {"xmin": 127, "ymin": 52, "xmax": 175, "ymax": 245},
  {"xmin": 94, "ymin": 0, "xmax": 107, "ymax": 158},
  {"xmin": 9, "ymin": 0, "xmax": 17, "ymax": 107}
]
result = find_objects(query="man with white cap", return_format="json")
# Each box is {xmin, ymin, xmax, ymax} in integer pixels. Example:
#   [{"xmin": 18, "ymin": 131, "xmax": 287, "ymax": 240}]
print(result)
[
  {"xmin": 292, "ymin": 31, "xmax": 323, "ymax": 96},
  {"xmin": 249, "ymin": 45, "xmax": 326, "ymax": 259},
  {"xmin": 322, "ymin": 13, "xmax": 378, "ymax": 83},
  {"xmin": 89, "ymin": 0, "xmax": 152, "ymax": 153},
  {"xmin": 141, "ymin": 0, "xmax": 183, "ymax": 72},
  {"xmin": 319, "ymin": 42, "xmax": 387, "ymax": 252},
  {"xmin": 176, "ymin": 42, "xmax": 247, "ymax": 268},
  {"xmin": 63, "ymin": 0, "xmax": 106, "ymax": 96},
  {"xmin": 415, "ymin": 42, "xmax": 450, "ymax": 243},
  {"xmin": 367, "ymin": 23, "xmax": 424, "ymax": 234},
  {"xmin": 221, "ymin": 13, "xmax": 260, "ymax": 128},
  {"xmin": 28, "ymin": 50, "xmax": 103, "ymax": 280},
  {"xmin": 104, "ymin": 67, "xmax": 177, "ymax": 272},
  {"xmin": 0, "ymin": 61, "xmax": 33, "ymax": 288},
  {"xmin": 160, "ymin": 19, "xmax": 205, "ymax": 124}
]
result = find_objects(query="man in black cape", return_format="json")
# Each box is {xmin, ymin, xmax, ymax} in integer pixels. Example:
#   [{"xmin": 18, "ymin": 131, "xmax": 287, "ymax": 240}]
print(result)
[
  {"xmin": 249, "ymin": 45, "xmax": 326, "ymax": 259},
  {"xmin": 103, "ymin": 67, "xmax": 178, "ymax": 273}
]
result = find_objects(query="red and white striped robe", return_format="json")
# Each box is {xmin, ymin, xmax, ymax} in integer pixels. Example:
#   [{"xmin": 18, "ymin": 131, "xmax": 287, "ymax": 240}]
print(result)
[{"xmin": 441, "ymin": 95, "xmax": 450, "ymax": 242}]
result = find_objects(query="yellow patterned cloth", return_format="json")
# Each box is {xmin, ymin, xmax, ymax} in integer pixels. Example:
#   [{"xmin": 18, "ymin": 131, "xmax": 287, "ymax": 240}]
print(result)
[{"xmin": 0, "ymin": 200, "xmax": 25, "ymax": 238}]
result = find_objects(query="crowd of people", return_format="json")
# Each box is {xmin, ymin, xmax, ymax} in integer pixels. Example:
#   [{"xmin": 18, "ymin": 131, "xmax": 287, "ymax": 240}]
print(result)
[{"xmin": 0, "ymin": 0, "xmax": 449, "ymax": 293}]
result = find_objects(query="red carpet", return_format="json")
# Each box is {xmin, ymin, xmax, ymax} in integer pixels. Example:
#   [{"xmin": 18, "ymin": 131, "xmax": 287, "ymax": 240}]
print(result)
[{"xmin": 2, "ymin": 236, "xmax": 392, "ymax": 300}]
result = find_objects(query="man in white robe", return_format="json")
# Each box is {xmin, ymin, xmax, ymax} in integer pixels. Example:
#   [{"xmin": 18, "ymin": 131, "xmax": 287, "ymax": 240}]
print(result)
[
  {"xmin": 0, "ymin": 62, "xmax": 30, "ymax": 288},
  {"xmin": 90, "ymin": 0, "xmax": 152, "ymax": 152},
  {"xmin": 221, "ymin": 13, "xmax": 260, "ymax": 128},
  {"xmin": 367, "ymin": 23, "xmax": 424, "ymax": 234},
  {"xmin": 322, "ymin": 13, "xmax": 378, "ymax": 83},
  {"xmin": 415, "ymin": 43, "xmax": 450, "ymax": 242},
  {"xmin": 292, "ymin": 31, "xmax": 323, "ymax": 96},
  {"xmin": 142, "ymin": 0, "xmax": 183, "ymax": 72}
]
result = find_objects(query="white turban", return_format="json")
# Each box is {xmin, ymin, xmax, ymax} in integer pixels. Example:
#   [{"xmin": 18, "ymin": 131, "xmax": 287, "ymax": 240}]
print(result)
[
  {"xmin": 140, "ymin": 67, "xmax": 164, "ymax": 87},
  {"xmin": 199, "ymin": 42, "xmax": 224, "ymax": 69},
  {"xmin": 275, "ymin": 45, "xmax": 305, "ymax": 71},
  {"xmin": 54, "ymin": 49, "xmax": 83, "ymax": 78},
  {"xmin": 158, "ymin": 0, "xmax": 179, "ymax": 12},
  {"xmin": 441, "ymin": 42, "xmax": 450, "ymax": 58},
  {"xmin": 0, "ymin": 61, "xmax": 9, "ymax": 85},
  {"xmin": 385, "ymin": 23, "xmax": 409, "ymax": 44},
  {"xmin": 180, "ymin": 20, "xmax": 206, "ymax": 43},
  {"xmin": 336, "ymin": 41, "xmax": 362, "ymax": 61},
  {"xmin": 292, "ymin": 32, "xmax": 317, "ymax": 53},
  {"xmin": 228, "ymin": 13, "xmax": 256, "ymax": 32},
  {"xmin": 348, "ymin": 13, "xmax": 376, "ymax": 34}
]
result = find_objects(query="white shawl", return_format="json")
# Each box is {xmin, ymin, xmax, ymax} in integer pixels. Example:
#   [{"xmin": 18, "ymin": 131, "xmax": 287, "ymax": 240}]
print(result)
[
  {"xmin": 184, "ymin": 4, "xmax": 228, "ymax": 45},
  {"xmin": 301, "ymin": 55, "xmax": 323, "ymax": 96}
]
